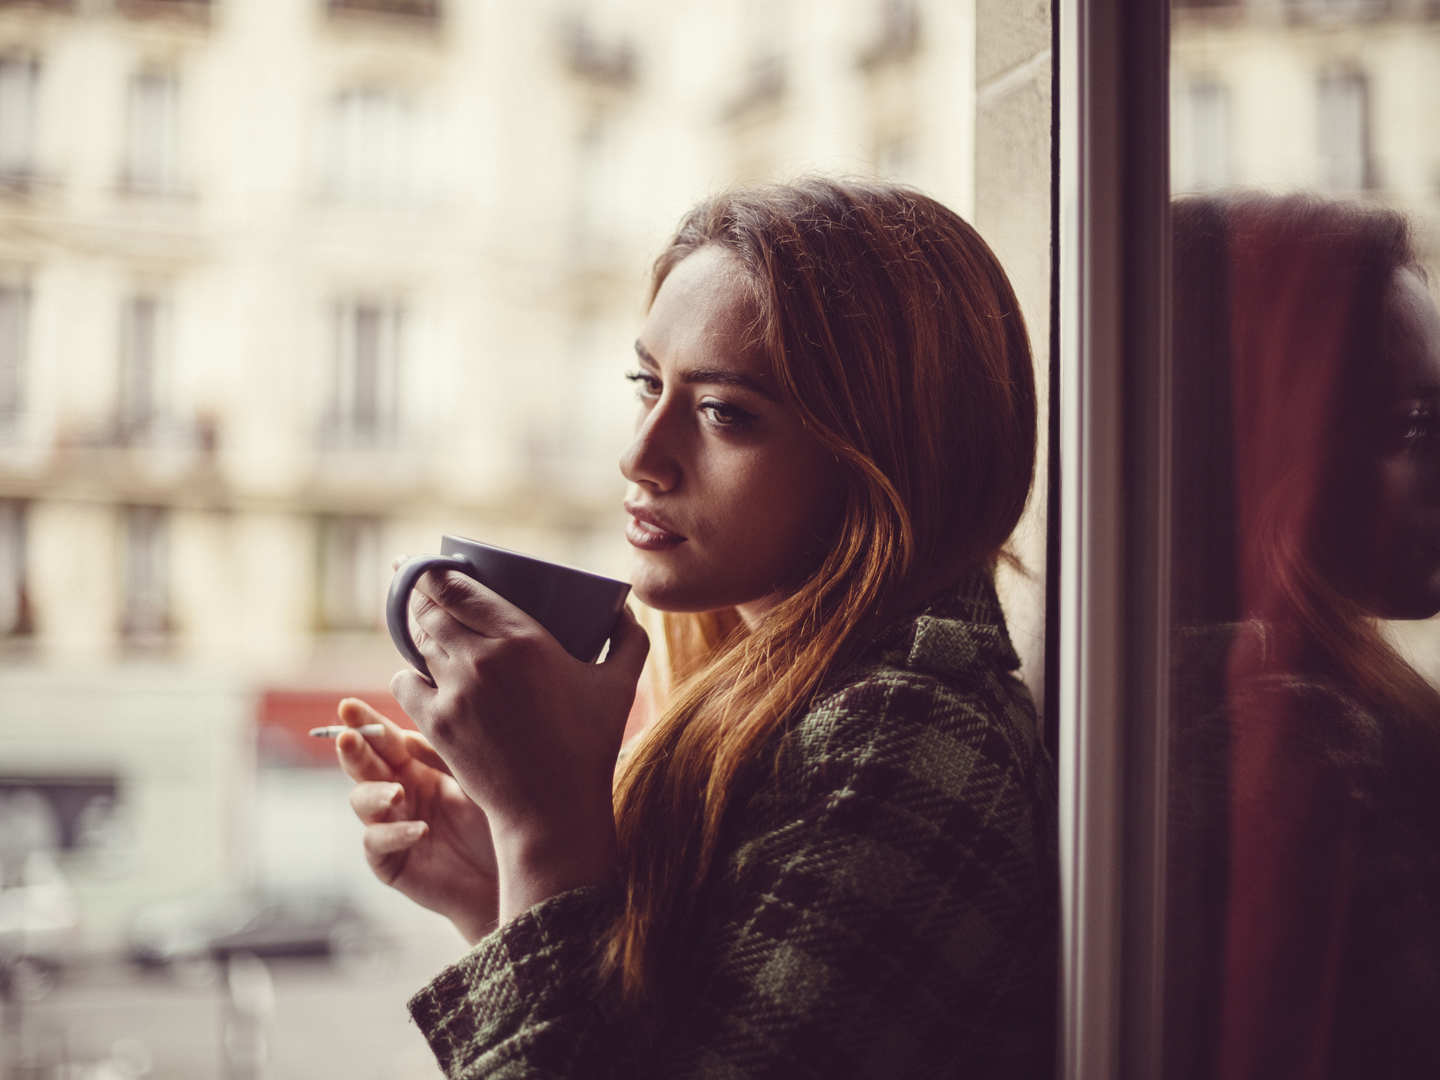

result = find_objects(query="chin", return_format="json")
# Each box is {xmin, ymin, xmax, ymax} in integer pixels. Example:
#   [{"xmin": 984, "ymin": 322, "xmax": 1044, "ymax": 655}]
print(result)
[
  {"xmin": 631, "ymin": 583, "xmax": 724, "ymax": 614},
  {"xmin": 629, "ymin": 569, "xmax": 702, "ymax": 614},
  {"xmin": 629, "ymin": 561, "xmax": 746, "ymax": 615},
  {"xmin": 1374, "ymin": 575, "xmax": 1440, "ymax": 621}
]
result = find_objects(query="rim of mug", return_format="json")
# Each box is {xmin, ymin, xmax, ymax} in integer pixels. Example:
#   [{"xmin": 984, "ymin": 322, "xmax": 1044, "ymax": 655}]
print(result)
[{"xmin": 438, "ymin": 534, "xmax": 630, "ymax": 589}]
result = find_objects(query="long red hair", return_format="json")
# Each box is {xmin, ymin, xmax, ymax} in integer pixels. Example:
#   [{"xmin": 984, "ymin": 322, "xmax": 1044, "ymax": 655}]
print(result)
[
  {"xmin": 1172, "ymin": 194, "xmax": 1440, "ymax": 754},
  {"xmin": 1171, "ymin": 192, "xmax": 1440, "ymax": 1079},
  {"xmin": 606, "ymin": 178, "xmax": 1038, "ymax": 1010}
]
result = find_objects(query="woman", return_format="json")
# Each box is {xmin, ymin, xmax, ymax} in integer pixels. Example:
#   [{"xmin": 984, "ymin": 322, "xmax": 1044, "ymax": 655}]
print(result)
[
  {"xmin": 334, "ymin": 179, "xmax": 1056, "ymax": 1078},
  {"xmin": 1168, "ymin": 193, "xmax": 1440, "ymax": 1079}
]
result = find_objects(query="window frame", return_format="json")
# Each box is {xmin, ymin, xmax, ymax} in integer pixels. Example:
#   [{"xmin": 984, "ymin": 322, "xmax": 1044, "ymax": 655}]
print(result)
[{"xmin": 1054, "ymin": 0, "xmax": 1173, "ymax": 1074}]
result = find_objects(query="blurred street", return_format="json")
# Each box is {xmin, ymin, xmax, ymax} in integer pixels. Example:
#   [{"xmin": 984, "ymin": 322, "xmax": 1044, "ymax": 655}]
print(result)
[{"xmin": 2, "ymin": 924, "xmax": 464, "ymax": 1080}]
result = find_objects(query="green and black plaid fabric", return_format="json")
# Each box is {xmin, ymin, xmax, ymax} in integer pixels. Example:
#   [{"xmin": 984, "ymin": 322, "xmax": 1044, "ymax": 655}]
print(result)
[{"xmin": 410, "ymin": 572, "xmax": 1058, "ymax": 1079}]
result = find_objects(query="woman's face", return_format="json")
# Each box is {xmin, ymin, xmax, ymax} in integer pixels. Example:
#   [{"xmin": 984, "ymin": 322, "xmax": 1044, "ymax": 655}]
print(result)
[
  {"xmin": 1372, "ymin": 268, "xmax": 1440, "ymax": 620},
  {"xmin": 619, "ymin": 246, "xmax": 845, "ymax": 626}
]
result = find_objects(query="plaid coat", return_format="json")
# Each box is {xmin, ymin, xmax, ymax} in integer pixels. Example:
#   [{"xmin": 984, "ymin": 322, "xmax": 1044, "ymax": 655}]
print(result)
[{"xmin": 409, "ymin": 573, "xmax": 1058, "ymax": 1079}]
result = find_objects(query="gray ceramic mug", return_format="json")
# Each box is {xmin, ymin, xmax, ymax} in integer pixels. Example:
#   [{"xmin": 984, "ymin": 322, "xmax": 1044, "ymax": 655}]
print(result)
[{"xmin": 386, "ymin": 535, "xmax": 632, "ymax": 682}]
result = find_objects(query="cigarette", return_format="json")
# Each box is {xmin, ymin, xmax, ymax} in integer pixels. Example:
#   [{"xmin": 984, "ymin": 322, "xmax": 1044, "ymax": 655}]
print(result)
[{"xmin": 309, "ymin": 724, "xmax": 384, "ymax": 738}]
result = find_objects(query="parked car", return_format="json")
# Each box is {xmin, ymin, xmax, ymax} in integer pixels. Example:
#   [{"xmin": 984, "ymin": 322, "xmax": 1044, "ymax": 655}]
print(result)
[{"xmin": 128, "ymin": 889, "xmax": 390, "ymax": 976}]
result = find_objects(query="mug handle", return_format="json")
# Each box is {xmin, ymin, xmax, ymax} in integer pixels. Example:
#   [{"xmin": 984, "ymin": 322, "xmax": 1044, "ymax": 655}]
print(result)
[{"xmin": 386, "ymin": 553, "xmax": 472, "ymax": 685}]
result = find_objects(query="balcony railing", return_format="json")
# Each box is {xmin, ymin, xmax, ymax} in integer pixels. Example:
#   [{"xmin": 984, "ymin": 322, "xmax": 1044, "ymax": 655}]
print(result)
[
  {"xmin": 0, "ymin": 0, "xmax": 76, "ymax": 12},
  {"xmin": 114, "ymin": 0, "xmax": 211, "ymax": 22},
  {"xmin": 327, "ymin": 0, "xmax": 439, "ymax": 21}
]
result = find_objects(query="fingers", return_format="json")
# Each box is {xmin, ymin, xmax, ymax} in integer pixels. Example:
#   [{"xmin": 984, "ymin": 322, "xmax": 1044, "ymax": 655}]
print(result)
[
  {"xmin": 601, "ymin": 606, "xmax": 651, "ymax": 685},
  {"xmin": 391, "ymin": 669, "xmax": 438, "ymax": 736},
  {"xmin": 363, "ymin": 820, "xmax": 428, "ymax": 858},
  {"xmin": 399, "ymin": 729, "xmax": 453, "ymax": 775},
  {"xmin": 409, "ymin": 596, "xmax": 457, "ymax": 665},
  {"xmin": 336, "ymin": 698, "xmax": 416, "ymax": 776},
  {"xmin": 336, "ymin": 697, "xmax": 454, "ymax": 781},
  {"xmin": 412, "ymin": 569, "xmax": 533, "ymax": 641},
  {"xmin": 350, "ymin": 781, "xmax": 404, "ymax": 824}
]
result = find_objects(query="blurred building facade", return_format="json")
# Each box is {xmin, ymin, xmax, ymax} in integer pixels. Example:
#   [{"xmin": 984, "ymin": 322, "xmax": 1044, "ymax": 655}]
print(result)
[
  {"xmin": 1171, "ymin": 0, "xmax": 1440, "ymax": 271},
  {"xmin": 0, "ymin": 0, "xmax": 1012, "ymax": 942}
]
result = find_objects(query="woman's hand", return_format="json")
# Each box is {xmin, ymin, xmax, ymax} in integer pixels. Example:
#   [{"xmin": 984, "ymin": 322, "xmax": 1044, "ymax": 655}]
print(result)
[
  {"xmin": 334, "ymin": 698, "xmax": 499, "ymax": 944},
  {"xmin": 391, "ymin": 571, "xmax": 649, "ymax": 926}
]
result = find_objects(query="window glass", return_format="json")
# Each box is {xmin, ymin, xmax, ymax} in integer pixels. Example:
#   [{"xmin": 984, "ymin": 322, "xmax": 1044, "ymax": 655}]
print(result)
[
  {"xmin": 120, "ymin": 505, "xmax": 168, "ymax": 642},
  {"xmin": 0, "ymin": 498, "xmax": 27, "ymax": 637},
  {"xmin": 125, "ymin": 71, "xmax": 180, "ymax": 194},
  {"xmin": 326, "ymin": 299, "xmax": 402, "ymax": 447},
  {"xmin": 119, "ymin": 294, "xmax": 167, "ymax": 435},
  {"xmin": 0, "ymin": 283, "xmax": 27, "ymax": 424},
  {"xmin": 1166, "ymin": 1, "xmax": 1440, "ymax": 1073},
  {"xmin": 0, "ymin": 56, "xmax": 37, "ymax": 183},
  {"xmin": 325, "ymin": 88, "xmax": 430, "ymax": 208},
  {"xmin": 317, "ymin": 515, "xmax": 385, "ymax": 633}
]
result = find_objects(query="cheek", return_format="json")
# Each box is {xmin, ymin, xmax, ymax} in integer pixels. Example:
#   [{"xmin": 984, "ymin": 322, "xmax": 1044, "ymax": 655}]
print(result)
[
  {"xmin": 1375, "ymin": 456, "xmax": 1420, "ymax": 537},
  {"xmin": 716, "ymin": 444, "xmax": 843, "ymax": 561}
]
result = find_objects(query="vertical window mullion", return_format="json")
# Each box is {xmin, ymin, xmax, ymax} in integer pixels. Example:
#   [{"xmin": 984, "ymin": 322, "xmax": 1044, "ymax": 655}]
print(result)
[{"xmin": 1057, "ymin": 0, "xmax": 1172, "ymax": 1075}]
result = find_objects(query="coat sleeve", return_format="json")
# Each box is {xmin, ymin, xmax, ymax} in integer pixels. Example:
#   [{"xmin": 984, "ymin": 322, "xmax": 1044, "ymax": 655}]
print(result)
[
  {"xmin": 408, "ymin": 885, "xmax": 628, "ymax": 1080},
  {"xmin": 409, "ymin": 668, "xmax": 1056, "ymax": 1080}
]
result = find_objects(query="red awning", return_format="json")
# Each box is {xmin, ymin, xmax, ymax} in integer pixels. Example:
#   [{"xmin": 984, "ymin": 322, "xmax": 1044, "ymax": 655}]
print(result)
[{"xmin": 257, "ymin": 690, "xmax": 417, "ymax": 768}]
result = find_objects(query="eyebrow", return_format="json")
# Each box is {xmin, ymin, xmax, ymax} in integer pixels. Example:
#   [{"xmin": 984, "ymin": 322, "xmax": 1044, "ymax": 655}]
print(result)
[{"xmin": 634, "ymin": 340, "xmax": 777, "ymax": 401}]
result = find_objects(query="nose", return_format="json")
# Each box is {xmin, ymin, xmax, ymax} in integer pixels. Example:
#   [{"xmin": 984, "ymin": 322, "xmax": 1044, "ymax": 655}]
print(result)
[{"xmin": 620, "ymin": 399, "xmax": 681, "ymax": 492}]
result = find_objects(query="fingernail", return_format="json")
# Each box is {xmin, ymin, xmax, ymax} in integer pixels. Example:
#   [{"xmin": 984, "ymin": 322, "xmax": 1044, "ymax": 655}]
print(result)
[
  {"xmin": 387, "ymin": 784, "xmax": 404, "ymax": 804},
  {"xmin": 404, "ymin": 821, "xmax": 426, "ymax": 839}
]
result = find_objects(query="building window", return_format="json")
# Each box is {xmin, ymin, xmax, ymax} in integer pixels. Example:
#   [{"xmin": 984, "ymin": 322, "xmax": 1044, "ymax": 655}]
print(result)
[
  {"xmin": 1173, "ymin": 76, "xmax": 1230, "ymax": 192},
  {"xmin": 119, "ymin": 294, "xmax": 168, "ymax": 435},
  {"xmin": 317, "ymin": 516, "xmax": 383, "ymax": 632},
  {"xmin": 1318, "ymin": 69, "xmax": 1371, "ymax": 193},
  {"xmin": 326, "ymin": 88, "xmax": 421, "ymax": 208},
  {"xmin": 725, "ymin": 0, "xmax": 789, "ymax": 122},
  {"xmin": 120, "ymin": 506, "xmax": 168, "ymax": 641},
  {"xmin": 563, "ymin": 20, "xmax": 637, "ymax": 88},
  {"xmin": 859, "ymin": 0, "xmax": 921, "ymax": 69},
  {"xmin": 325, "ymin": 299, "xmax": 402, "ymax": 447},
  {"xmin": 0, "ymin": 499, "xmax": 28, "ymax": 637},
  {"xmin": 124, "ymin": 71, "xmax": 180, "ymax": 194},
  {"xmin": 0, "ymin": 284, "xmax": 28, "ymax": 425},
  {"xmin": 0, "ymin": 56, "xmax": 37, "ymax": 187}
]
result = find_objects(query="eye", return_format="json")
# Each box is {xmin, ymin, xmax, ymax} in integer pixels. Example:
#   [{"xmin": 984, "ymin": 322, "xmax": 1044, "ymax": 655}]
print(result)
[
  {"xmin": 699, "ymin": 398, "xmax": 757, "ymax": 428},
  {"xmin": 1391, "ymin": 405, "xmax": 1439, "ymax": 446},
  {"xmin": 625, "ymin": 370, "xmax": 660, "ymax": 401}
]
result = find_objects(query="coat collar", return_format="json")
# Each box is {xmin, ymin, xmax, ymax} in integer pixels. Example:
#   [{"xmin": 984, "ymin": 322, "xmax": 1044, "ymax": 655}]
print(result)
[{"xmin": 870, "ymin": 570, "xmax": 1021, "ymax": 681}]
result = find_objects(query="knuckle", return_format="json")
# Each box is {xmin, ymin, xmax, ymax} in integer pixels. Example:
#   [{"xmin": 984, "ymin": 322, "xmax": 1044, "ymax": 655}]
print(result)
[
  {"xmin": 492, "ymin": 628, "xmax": 542, "ymax": 664},
  {"xmin": 425, "ymin": 707, "xmax": 457, "ymax": 748},
  {"xmin": 430, "ymin": 571, "xmax": 477, "ymax": 609}
]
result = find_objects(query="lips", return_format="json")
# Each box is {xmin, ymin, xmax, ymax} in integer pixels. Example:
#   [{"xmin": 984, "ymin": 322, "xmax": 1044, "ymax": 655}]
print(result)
[{"xmin": 624, "ymin": 501, "xmax": 687, "ymax": 551}]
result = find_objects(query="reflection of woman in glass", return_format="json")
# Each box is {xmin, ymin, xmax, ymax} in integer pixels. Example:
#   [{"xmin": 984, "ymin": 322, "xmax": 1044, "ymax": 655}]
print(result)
[
  {"xmin": 333, "ymin": 180, "xmax": 1056, "ymax": 1077},
  {"xmin": 1172, "ymin": 194, "xmax": 1440, "ymax": 1079}
]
